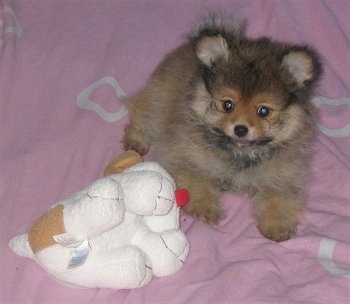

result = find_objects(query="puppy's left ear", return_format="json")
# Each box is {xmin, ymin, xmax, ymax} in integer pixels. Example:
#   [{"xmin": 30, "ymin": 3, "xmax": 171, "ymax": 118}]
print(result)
[
  {"xmin": 282, "ymin": 47, "xmax": 322, "ymax": 88},
  {"xmin": 195, "ymin": 35, "xmax": 229, "ymax": 66}
]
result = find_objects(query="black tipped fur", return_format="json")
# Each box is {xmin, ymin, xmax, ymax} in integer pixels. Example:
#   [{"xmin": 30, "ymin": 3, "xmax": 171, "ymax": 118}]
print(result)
[
  {"xmin": 192, "ymin": 12, "xmax": 246, "ymax": 42},
  {"xmin": 123, "ymin": 13, "xmax": 323, "ymax": 240}
]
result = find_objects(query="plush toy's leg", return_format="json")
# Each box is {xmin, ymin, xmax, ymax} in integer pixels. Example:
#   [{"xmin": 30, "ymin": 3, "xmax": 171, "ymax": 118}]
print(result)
[
  {"xmin": 8, "ymin": 233, "xmax": 35, "ymax": 259},
  {"xmin": 84, "ymin": 246, "xmax": 153, "ymax": 289},
  {"xmin": 35, "ymin": 245, "xmax": 152, "ymax": 289},
  {"xmin": 63, "ymin": 177, "xmax": 126, "ymax": 240},
  {"xmin": 132, "ymin": 227, "xmax": 189, "ymax": 277}
]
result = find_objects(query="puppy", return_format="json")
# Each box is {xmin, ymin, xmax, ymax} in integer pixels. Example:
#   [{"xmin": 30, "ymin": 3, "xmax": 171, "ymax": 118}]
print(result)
[{"xmin": 123, "ymin": 15, "xmax": 322, "ymax": 241}]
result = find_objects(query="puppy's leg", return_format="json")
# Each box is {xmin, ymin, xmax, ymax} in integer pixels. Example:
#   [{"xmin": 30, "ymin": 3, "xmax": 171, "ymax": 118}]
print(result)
[
  {"xmin": 253, "ymin": 187, "xmax": 304, "ymax": 242},
  {"xmin": 174, "ymin": 170, "xmax": 222, "ymax": 225},
  {"xmin": 123, "ymin": 123, "xmax": 151, "ymax": 156},
  {"xmin": 123, "ymin": 94, "xmax": 152, "ymax": 156}
]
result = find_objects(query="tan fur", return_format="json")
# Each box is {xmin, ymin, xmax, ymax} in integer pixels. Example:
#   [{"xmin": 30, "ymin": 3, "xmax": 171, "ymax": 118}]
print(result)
[
  {"xmin": 253, "ymin": 186, "xmax": 303, "ymax": 242},
  {"xmin": 28, "ymin": 204, "xmax": 65, "ymax": 253},
  {"xmin": 123, "ymin": 16, "xmax": 321, "ymax": 241}
]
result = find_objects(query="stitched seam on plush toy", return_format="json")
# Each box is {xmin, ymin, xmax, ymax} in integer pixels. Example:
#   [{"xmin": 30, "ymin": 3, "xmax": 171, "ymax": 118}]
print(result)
[
  {"xmin": 160, "ymin": 235, "xmax": 185, "ymax": 264},
  {"xmin": 157, "ymin": 177, "xmax": 174, "ymax": 203}
]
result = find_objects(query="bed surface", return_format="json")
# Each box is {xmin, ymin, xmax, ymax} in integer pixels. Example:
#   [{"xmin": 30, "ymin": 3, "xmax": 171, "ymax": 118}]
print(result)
[{"xmin": 1, "ymin": 1, "xmax": 350, "ymax": 303}]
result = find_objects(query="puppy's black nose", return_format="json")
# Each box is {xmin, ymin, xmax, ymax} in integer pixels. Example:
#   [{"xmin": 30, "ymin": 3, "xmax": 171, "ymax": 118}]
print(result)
[{"xmin": 234, "ymin": 125, "xmax": 249, "ymax": 138}]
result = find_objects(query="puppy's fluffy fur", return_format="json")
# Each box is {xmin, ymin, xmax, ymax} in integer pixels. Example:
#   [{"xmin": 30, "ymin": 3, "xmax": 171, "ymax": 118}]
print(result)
[{"xmin": 123, "ymin": 15, "xmax": 322, "ymax": 241}]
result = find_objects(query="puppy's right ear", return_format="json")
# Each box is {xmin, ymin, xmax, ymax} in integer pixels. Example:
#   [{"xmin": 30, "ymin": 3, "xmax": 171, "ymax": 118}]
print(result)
[{"xmin": 195, "ymin": 35, "xmax": 229, "ymax": 66}]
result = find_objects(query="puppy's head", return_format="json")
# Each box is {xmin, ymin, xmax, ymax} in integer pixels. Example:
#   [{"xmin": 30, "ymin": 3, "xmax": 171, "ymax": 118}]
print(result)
[{"xmin": 190, "ymin": 16, "xmax": 322, "ymax": 152}]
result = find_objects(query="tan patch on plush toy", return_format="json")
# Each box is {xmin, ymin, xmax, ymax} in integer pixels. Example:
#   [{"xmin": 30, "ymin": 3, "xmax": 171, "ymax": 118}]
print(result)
[
  {"xmin": 27, "ymin": 151, "xmax": 142, "ymax": 254},
  {"xmin": 28, "ymin": 204, "xmax": 65, "ymax": 254},
  {"xmin": 104, "ymin": 150, "xmax": 142, "ymax": 176}
]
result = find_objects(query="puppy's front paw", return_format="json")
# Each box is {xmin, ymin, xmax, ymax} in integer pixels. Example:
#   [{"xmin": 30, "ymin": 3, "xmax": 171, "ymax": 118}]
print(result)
[
  {"xmin": 123, "ymin": 125, "xmax": 150, "ymax": 156},
  {"xmin": 175, "ymin": 173, "xmax": 222, "ymax": 225},
  {"xmin": 253, "ymin": 188, "xmax": 303, "ymax": 242},
  {"xmin": 257, "ymin": 218, "xmax": 297, "ymax": 242},
  {"xmin": 186, "ymin": 202, "xmax": 222, "ymax": 226}
]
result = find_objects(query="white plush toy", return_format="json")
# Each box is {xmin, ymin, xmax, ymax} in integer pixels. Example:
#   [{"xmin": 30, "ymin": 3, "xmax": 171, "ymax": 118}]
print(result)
[{"xmin": 9, "ymin": 151, "xmax": 190, "ymax": 289}]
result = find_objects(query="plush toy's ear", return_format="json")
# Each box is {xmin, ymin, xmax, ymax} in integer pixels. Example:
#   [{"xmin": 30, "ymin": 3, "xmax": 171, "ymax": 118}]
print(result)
[
  {"xmin": 104, "ymin": 150, "xmax": 142, "ymax": 176},
  {"xmin": 195, "ymin": 35, "xmax": 229, "ymax": 66}
]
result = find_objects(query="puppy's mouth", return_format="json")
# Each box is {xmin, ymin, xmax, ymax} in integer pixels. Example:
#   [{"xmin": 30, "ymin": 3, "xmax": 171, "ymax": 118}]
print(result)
[
  {"xmin": 234, "ymin": 139, "xmax": 253, "ymax": 148},
  {"xmin": 234, "ymin": 138, "xmax": 272, "ymax": 147},
  {"xmin": 211, "ymin": 128, "xmax": 272, "ymax": 149}
]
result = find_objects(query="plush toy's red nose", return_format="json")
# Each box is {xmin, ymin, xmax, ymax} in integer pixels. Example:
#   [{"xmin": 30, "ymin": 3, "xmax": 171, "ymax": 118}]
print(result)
[{"xmin": 175, "ymin": 189, "xmax": 190, "ymax": 207}]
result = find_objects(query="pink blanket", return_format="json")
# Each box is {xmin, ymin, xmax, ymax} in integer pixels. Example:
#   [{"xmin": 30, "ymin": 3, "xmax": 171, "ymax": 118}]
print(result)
[{"xmin": 1, "ymin": 1, "xmax": 349, "ymax": 303}]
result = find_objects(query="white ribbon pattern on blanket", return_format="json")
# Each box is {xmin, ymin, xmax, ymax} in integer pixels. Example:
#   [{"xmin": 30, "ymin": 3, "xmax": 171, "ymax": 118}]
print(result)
[
  {"xmin": 77, "ymin": 77, "xmax": 128, "ymax": 122},
  {"xmin": 312, "ymin": 96, "xmax": 350, "ymax": 138},
  {"xmin": 0, "ymin": 6, "xmax": 23, "ymax": 47},
  {"xmin": 318, "ymin": 238, "xmax": 350, "ymax": 279}
]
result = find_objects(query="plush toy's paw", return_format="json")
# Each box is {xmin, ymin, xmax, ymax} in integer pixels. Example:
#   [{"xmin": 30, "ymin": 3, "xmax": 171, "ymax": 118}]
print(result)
[
  {"xmin": 152, "ymin": 230, "xmax": 190, "ymax": 277},
  {"xmin": 161, "ymin": 230, "xmax": 189, "ymax": 263},
  {"xmin": 121, "ymin": 172, "xmax": 175, "ymax": 216},
  {"xmin": 153, "ymin": 178, "xmax": 176, "ymax": 216}
]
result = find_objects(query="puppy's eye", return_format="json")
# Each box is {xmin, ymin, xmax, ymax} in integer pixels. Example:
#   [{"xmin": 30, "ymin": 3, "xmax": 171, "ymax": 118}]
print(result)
[
  {"xmin": 257, "ymin": 106, "xmax": 270, "ymax": 118},
  {"xmin": 222, "ymin": 99, "xmax": 235, "ymax": 113}
]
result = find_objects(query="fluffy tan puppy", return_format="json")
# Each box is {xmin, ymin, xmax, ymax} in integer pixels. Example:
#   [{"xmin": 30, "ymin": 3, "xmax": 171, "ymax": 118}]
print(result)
[{"xmin": 123, "ymin": 15, "xmax": 322, "ymax": 241}]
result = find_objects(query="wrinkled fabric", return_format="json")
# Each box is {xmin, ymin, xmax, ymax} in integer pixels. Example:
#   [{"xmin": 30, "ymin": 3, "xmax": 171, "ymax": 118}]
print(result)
[{"xmin": 1, "ymin": 1, "xmax": 349, "ymax": 303}]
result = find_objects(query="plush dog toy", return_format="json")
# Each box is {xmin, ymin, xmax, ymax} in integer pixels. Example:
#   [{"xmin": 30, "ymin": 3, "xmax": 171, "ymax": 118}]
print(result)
[{"xmin": 9, "ymin": 151, "xmax": 190, "ymax": 289}]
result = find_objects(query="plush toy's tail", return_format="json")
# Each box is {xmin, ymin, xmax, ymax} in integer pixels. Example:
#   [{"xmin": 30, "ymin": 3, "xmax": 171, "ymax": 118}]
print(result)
[{"xmin": 8, "ymin": 233, "xmax": 35, "ymax": 259}]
